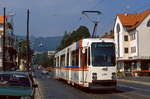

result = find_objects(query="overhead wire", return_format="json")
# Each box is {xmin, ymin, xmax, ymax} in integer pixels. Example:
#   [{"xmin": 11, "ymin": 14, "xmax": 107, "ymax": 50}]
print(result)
[
  {"xmin": 132, "ymin": 2, "xmax": 150, "ymax": 13},
  {"xmin": 86, "ymin": 0, "xmax": 104, "ymax": 36},
  {"xmin": 84, "ymin": 13, "xmax": 96, "ymax": 23},
  {"xmin": 91, "ymin": 0, "xmax": 105, "ymax": 10},
  {"xmin": 68, "ymin": 0, "xmax": 105, "ymax": 35},
  {"xmin": 68, "ymin": 15, "xmax": 83, "ymax": 33}
]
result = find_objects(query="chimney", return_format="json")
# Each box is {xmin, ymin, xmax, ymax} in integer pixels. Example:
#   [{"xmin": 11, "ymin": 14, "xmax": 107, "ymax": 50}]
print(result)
[{"xmin": 124, "ymin": 13, "xmax": 128, "ymax": 16}]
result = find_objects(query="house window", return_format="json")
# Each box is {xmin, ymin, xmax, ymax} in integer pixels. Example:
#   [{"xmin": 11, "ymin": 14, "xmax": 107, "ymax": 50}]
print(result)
[
  {"xmin": 147, "ymin": 20, "xmax": 150, "ymax": 27},
  {"xmin": 124, "ymin": 48, "xmax": 128, "ymax": 53},
  {"xmin": 0, "ymin": 52, "xmax": 2, "ymax": 59},
  {"xmin": 124, "ymin": 35, "xmax": 128, "ymax": 41},
  {"xmin": 131, "ymin": 46, "xmax": 136, "ymax": 53},
  {"xmin": 116, "ymin": 23, "xmax": 120, "ymax": 33},
  {"xmin": 0, "ymin": 24, "xmax": 3, "ymax": 28},
  {"xmin": 130, "ymin": 32, "xmax": 136, "ymax": 40}
]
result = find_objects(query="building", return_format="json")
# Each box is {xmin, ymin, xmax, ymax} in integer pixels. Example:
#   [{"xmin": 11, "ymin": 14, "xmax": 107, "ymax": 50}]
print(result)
[
  {"xmin": 0, "ymin": 16, "xmax": 17, "ymax": 71},
  {"xmin": 114, "ymin": 9, "xmax": 150, "ymax": 76},
  {"xmin": 48, "ymin": 51, "xmax": 55, "ymax": 57}
]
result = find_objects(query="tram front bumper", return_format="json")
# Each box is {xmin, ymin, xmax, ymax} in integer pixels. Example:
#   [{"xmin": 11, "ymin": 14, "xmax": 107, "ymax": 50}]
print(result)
[{"xmin": 89, "ymin": 80, "xmax": 117, "ymax": 89}]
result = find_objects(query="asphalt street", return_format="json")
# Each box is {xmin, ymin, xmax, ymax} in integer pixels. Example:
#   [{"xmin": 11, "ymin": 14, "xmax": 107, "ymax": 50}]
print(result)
[{"xmin": 34, "ymin": 70, "xmax": 150, "ymax": 99}]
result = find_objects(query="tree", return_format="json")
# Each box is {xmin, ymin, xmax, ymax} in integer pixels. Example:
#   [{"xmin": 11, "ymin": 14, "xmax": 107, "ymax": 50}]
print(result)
[
  {"xmin": 57, "ymin": 31, "xmax": 70, "ymax": 50},
  {"xmin": 57, "ymin": 25, "xmax": 90, "ymax": 51},
  {"xmin": 75, "ymin": 26, "xmax": 91, "ymax": 39},
  {"xmin": 39, "ymin": 54, "xmax": 49, "ymax": 67},
  {"xmin": 18, "ymin": 40, "xmax": 34, "ymax": 66},
  {"xmin": 7, "ymin": 22, "xmax": 13, "ymax": 30},
  {"xmin": 33, "ymin": 52, "xmax": 54, "ymax": 68},
  {"xmin": 18, "ymin": 40, "xmax": 28, "ymax": 59}
]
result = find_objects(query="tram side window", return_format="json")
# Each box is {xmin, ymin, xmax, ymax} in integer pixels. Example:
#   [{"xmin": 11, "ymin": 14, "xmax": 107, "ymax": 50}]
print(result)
[
  {"xmin": 67, "ymin": 52, "xmax": 69, "ymax": 66},
  {"xmin": 85, "ymin": 49, "xmax": 87, "ymax": 66},
  {"xmin": 71, "ymin": 50, "xmax": 79, "ymax": 66},
  {"xmin": 57, "ymin": 57, "xmax": 59, "ymax": 67},
  {"xmin": 88, "ymin": 48, "xmax": 90, "ymax": 65},
  {"xmin": 71, "ymin": 51, "xmax": 75, "ymax": 66},
  {"xmin": 54, "ymin": 58, "xmax": 56, "ymax": 67},
  {"xmin": 60, "ymin": 54, "xmax": 65, "ymax": 67},
  {"xmin": 76, "ymin": 50, "xmax": 79, "ymax": 66}
]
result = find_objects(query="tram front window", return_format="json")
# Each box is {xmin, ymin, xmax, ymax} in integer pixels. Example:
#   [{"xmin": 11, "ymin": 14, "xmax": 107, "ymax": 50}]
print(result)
[{"xmin": 91, "ymin": 43, "xmax": 115, "ymax": 66}]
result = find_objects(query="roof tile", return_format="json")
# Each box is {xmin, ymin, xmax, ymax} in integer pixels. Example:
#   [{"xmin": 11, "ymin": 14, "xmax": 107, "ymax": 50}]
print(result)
[
  {"xmin": 117, "ymin": 9, "xmax": 150, "ymax": 30},
  {"xmin": 0, "ymin": 16, "xmax": 7, "ymax": 24}
]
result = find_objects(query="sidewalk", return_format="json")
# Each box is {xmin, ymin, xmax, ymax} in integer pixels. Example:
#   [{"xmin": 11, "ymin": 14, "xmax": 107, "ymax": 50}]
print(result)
[
  {"xmin": 35, "ymin": 87, "xmax": 42, "ymax": 99},
  {"xmin": 34, "ymin": 77, "xmax": 43, "ymax": 99},
  {"xmin": 118, "ymin": 76, "xmax": 150, "ymax": 86}
]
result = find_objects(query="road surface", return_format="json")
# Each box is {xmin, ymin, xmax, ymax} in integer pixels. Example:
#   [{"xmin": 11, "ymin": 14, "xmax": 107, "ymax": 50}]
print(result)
[{"xmin": 34, "ymin": 70, "xmax": 150, "ymax": 99}]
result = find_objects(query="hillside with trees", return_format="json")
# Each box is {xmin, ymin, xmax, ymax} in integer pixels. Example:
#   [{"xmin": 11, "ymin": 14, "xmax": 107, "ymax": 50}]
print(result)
[{"xmin": 16, "ymin": 35, "xmax": 62, "ymax": 52}]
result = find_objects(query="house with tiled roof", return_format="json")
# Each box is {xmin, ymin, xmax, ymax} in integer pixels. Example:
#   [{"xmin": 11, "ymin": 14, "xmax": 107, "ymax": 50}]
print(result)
[{"xmin": 114, "ymin": 9, "xmax": 150, "ymax": 76}]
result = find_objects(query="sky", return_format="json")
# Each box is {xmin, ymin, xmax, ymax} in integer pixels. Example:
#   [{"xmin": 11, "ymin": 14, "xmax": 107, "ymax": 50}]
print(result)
[{"xmin": 0, "ymin": 0, "xmax": 150, "ymax": 37}]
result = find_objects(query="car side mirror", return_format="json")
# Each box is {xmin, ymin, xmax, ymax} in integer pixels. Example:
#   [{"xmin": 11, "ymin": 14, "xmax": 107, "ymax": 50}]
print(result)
[{"xmin": 33, "ymin": 84, "xmax": 38, "ymax": 88}]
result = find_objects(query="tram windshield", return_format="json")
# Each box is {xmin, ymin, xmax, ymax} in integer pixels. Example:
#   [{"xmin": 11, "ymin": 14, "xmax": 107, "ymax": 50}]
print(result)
[{"xmin": 91, "ymin": 42, "xmax": 115, "ymax": 66}]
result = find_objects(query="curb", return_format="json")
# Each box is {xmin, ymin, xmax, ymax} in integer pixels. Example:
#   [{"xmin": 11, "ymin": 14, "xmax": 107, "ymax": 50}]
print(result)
[{"xmin": 34, "ymin": 78, "xmax": 43, "ymax": 99}]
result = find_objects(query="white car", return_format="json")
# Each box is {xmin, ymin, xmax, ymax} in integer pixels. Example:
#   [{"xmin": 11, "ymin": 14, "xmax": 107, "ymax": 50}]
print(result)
[{"xmin": 41, "ymin": 70, "xmax": 49, "ymax": 74}]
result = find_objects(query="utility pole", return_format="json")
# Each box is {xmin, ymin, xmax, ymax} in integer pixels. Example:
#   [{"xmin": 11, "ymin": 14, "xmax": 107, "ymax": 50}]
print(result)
[
  {"xmin": 82, "ymin": 10, "xmax": 101, "ymax": 37},
  {"xmin": 26, "ymin": 9, "xmax": 30, "ymax": 72},
  {"xmin": 3, "ymin": 8, "xmax": 6, "ymax": 71}
]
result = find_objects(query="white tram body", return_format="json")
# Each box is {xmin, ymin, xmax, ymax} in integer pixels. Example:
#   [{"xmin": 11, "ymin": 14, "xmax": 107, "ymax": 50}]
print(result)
[{"xmin": 54, "ymin": 38, "xmax": 116, "ymax": 89}]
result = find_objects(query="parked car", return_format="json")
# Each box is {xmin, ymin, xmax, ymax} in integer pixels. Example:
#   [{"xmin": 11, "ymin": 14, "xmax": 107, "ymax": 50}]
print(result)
[{"xmin": 0, "ymin": 71, "xmax": 38, "ymax": 99}]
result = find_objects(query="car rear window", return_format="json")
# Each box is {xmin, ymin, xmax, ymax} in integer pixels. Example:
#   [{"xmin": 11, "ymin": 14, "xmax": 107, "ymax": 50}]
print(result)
[{"xmin": 0, "ymin": 73, "xmax": 31, "ymax": 87}]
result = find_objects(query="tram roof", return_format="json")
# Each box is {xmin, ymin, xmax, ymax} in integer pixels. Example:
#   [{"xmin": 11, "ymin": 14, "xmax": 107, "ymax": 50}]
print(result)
[
  {"xmin": 55, "ymin": 38, "xmax": 114, "ymax": 57},
  {"xmin": 81, "ymin": 38, "xmax": 114, "ymax": 43}
]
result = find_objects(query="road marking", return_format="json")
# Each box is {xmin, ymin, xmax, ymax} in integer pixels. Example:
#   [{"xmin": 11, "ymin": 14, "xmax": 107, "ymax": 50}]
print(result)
[
  {"xmin": 118, "ymin": 84, "xmax": 150, "ymax": 98},
  {"xmin": 119, "ymin": 84, "xmax": 150, "ymax": 93},
  {"xmin": 118, "ymin": 79, "xmax": 150, "ymax": 86},
  {"xmin": 116, "ymin": 94, "xmax": 134, "ymax": 99},
  {"xmin": 116, "ymin": 91, "xmax": 150, "ymax": 99}
]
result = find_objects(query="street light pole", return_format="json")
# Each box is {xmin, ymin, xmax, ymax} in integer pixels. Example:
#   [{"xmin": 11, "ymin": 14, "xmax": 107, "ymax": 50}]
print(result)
[
  {"xmin": 26, "ymin": 9, "xmax": 30, "ymax": 72},
  {"xmin": 3, "ymin": 8, "xmax": 6, "ymax": 71}
]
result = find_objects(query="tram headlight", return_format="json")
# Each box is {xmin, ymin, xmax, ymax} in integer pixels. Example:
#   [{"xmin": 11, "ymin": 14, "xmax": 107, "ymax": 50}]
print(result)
[
  {"xmin": 92, "ymin": 73, "xmax": 97, "ymax": 80},
  {"xmin": 112, "ymin": 72, "xmax": 116, "ymax": 80}
]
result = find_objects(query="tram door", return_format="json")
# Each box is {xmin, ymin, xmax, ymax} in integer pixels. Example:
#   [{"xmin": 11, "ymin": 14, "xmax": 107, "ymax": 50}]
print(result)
[{"xmin": 80, "ymin": 48, "xmax": 87, "ymax": 84}]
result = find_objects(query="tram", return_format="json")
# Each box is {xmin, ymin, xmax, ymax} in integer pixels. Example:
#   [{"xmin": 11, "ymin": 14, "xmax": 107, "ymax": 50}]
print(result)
[{"xmin": 54, "ymin": 38, "xmax": 116, "ymax": 89}]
